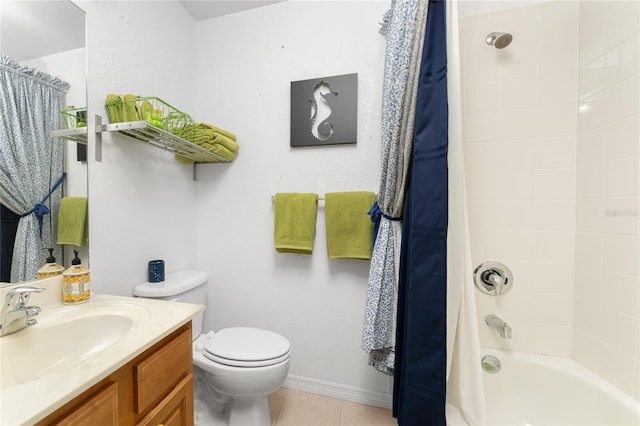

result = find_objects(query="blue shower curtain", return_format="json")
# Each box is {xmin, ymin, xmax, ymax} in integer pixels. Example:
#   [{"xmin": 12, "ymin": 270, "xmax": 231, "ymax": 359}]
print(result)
[{"xmin": 394, "ymin": 0, "xmax": 448, "ymax": 424}]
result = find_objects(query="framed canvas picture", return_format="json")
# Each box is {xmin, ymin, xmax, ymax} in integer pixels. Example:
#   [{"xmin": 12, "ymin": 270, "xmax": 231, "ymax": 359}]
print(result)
[{"xmin": 290, "ymin": 73, "xmax": 357, "ymax": 147}]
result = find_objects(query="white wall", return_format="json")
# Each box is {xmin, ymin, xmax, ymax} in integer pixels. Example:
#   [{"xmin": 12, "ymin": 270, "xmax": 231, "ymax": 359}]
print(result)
[
  {"xmin": 82, "ymin": 0, "xmax": 199, "ymax": 294},
  {"xmin": 460, "ymin": 0, "xmax": 579, "ymax": 356},
  {"xmin": 193, "ymin": 1, "xmax": 392, "ymax": 398},
  {"xmin": 78, "ymin": 0, "xmax": 393, "ymax": 402},
  {"xmin": 573, "ymin": 0, "xmax": 639, "ymax": 400}
]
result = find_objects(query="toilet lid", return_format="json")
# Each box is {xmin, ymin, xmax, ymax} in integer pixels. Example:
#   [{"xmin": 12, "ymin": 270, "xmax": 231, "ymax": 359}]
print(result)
[{"xmin": 203, "ymin": 327, "xmax": 290, "ymax": 367}]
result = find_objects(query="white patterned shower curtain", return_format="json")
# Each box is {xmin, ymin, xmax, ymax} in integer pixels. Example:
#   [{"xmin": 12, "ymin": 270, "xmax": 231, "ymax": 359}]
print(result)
[
  {"xmin": 0, "ymin": 55, "xmax": 68, "ymax": 282},
  {"xmin": 362, "ymin": 0, "xmax": 428, "ymax": 377}
]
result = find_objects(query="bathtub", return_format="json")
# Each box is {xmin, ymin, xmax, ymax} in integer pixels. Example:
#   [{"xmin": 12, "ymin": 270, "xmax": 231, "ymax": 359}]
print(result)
[{"xmin": 480, "ymin": 348, "xmax": 640, "ymax": 425}]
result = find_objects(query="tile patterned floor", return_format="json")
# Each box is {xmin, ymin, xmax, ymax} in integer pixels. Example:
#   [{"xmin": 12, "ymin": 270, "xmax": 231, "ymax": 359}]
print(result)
[{"xmin": 268, "ymin": 388, "xmax": 397, "ymax": 426}]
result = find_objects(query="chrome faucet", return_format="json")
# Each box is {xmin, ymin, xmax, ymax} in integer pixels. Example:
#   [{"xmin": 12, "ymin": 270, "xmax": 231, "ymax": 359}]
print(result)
[
  {"xmin": 1, "ymin": 286, "xmax": 45, "ymax": 336},
  {"xmin": 485, "ymin": 314, "xmax": 512, "ymax": 339}
]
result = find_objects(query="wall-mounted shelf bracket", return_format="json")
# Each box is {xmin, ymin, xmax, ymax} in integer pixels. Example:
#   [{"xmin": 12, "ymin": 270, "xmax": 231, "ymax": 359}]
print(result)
[
  {"xmin": 50, "ymin": 115, "xmax": 102, "ymax": 162},
  {"xmin": 51, "ymin": 127, "xmax": 88, "ymax": 145},
  {"xmin": 94, "ymin": 114, "xmax": 102, "ymax": 162}
]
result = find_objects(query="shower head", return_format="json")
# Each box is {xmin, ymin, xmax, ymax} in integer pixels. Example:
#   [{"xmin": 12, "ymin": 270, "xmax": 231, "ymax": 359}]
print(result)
[{"xmin": 485, "ymin": 32, "xmax": 513, "ymax": 49}]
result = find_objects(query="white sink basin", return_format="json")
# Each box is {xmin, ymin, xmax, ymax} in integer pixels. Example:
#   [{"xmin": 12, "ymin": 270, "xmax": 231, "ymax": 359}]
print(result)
[{"xmin": 0, "ymin": 301, "xmax": 150, "ymax": 388}]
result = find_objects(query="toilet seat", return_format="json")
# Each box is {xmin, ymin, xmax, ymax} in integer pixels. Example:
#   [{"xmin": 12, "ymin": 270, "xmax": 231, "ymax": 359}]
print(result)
[{"xmin": 203, "ymin": 327, "xmax": 290, "ymax": 368}]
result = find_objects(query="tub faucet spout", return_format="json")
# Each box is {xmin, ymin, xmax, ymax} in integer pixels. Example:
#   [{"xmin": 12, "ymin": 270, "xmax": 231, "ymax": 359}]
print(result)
[{"xmin": 485, "ymin": 314, "xmax": 512, "ymax": 339}]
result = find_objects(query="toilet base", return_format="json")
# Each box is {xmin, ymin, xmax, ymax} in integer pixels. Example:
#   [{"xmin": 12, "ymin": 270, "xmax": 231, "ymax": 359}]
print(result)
[
  {"xmin": 195, "ymin": 396, "xmax": 228, "ymax": 426},
  {"xmin": 193, "ymin": 363, "xmax": 275, "ymax": 426},
  {"xmin": 229, "ymin": 397, "xmax": 271, "ymax": 426},
  {"xmin": 193, "ymin": 394, "xmax": 271, "ymax": 426}
]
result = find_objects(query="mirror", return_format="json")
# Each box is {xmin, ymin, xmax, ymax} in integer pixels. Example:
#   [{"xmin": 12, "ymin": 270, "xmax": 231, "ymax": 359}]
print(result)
[{"xmin": 0, "ymin": 0, "xmax": 87, "ymax": 285}]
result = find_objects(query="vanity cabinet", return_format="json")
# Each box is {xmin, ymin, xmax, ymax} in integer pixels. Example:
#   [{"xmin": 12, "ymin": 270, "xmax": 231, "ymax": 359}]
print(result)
[
  {"xmin": 51, "ymin": 382, "xmax": 119, "ymax": 425},
  {"xmin": 36, "ymin": 323, "xmax": 194, "ymax": 426},
  {"xmin": 137, "ymin": 375, "xmax": 194, "ymax": 426}
]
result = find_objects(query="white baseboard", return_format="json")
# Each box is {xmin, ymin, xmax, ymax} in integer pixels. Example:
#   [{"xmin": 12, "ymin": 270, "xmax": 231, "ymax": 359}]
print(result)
[{"xmin": 282, "ymin": 375, "xmax": 393, "ymax": 410}]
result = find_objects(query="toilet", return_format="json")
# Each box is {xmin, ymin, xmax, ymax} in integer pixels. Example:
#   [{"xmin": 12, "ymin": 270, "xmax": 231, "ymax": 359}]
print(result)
[{"xmin": 133, "ymin": 270, "xmax": 290, "ymax": 426}]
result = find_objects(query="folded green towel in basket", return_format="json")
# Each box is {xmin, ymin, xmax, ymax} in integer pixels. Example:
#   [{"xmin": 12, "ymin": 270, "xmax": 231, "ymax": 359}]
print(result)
[
  {"xmin": 325, "ymin": 191, "xmax": 376, "ymax": 259},
  {"xmin": 273, "ymin": 193, "xmax": 319, "ymax": 254}
]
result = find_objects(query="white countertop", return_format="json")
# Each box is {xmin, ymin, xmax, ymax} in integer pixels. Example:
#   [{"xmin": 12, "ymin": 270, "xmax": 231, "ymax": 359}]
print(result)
[{"xmin": 0, "ymin": 276, "xmax": 203, "ymax": 425}]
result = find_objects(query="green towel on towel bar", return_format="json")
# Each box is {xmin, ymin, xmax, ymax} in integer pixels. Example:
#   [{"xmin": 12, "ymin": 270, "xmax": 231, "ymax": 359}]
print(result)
[
  {"xmin": 57, "ymin": 197, "xmax": 88, "ymax": 246},
  {"xmin": 273, "ymin": 193, "xmax": 318, "ymax": 254},
  {"xmin": 325, "ymin": 191, "xmax": 376, "ymax": 259}
]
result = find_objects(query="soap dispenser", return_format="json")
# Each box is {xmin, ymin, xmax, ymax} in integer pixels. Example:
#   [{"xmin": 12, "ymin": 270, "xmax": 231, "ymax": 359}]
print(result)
[
  {"xmin": 62, "ymin": 250, "xmax": 90, "ymax": 304},
  {"xmin": 36, "ymin": 248, "xmax": 65, "ymax": 279}
]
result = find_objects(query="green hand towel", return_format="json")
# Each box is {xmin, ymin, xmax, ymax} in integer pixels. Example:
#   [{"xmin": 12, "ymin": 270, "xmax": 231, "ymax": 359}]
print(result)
[
  {"xmin": 123, "ymin": 94, "xmax": 139, "ymax": 122},
  {"xmin": 138, "ymin": 100, "xmax": 154, "ymax": 121},
  {"xmin": 105, "ymin": 94, "xmax": 123, "ymax": 123},
  {"xmin": 325, "ymin": 191, "xmax": 376, "ymax": 259},
  {"xmin": 274, "ymin": 193, "xmax": 318, "ymax": 254},
  {"xmin": 57, "ymin": 197, "xmax": 88, "ymax": 246}
]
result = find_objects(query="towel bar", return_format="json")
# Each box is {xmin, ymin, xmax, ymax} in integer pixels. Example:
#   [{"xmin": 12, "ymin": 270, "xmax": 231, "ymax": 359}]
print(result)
[
  {"xmin": 270, "ymin": 194, "xmax": 377, "ymax": 205},
  {"xmin": 270, "ymin": 195, "xmax": 325, "ymax": 205}
]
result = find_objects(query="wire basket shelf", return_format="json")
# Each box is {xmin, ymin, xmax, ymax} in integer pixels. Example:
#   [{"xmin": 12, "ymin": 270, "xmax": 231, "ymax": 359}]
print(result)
[
  {"xmin": 104, "ymin": 96, "xmax": 197, "ymax": 143},
  {"xmin": 62, "ymin": 105, "xmax": 87, "ymax": 129}
]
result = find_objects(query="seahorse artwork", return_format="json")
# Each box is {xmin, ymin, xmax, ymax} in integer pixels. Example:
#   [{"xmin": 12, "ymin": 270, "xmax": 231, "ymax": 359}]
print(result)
[
  {"xmin": 309, "ymin": 81, "xmax": 338, "ymax": 142},
  {"xmin": 290, "ymin": 73, "xmax": 357, "ymax": 147}
]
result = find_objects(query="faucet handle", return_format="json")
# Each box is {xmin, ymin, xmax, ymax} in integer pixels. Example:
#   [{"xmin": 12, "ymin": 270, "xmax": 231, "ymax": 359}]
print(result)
[
  {"xmin": 5, "ymin": 286, "xmax": 45, "ymax": 308},
  {"xmin": 474, "ymin": 262, "xmax": 513, "ymax": 297},
  {"xmin": 25, "ymin": 306, "xmax": 42, "ymax": 327}
]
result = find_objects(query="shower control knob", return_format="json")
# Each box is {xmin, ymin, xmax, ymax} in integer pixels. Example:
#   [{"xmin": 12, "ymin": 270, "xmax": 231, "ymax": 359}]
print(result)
[{"xmin": 473, "ymin": 261, "xmax": 513, "ymax": 296}]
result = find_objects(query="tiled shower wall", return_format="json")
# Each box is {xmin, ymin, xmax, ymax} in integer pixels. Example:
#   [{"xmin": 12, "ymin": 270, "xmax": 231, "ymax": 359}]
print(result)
[
  {"xmin": 460, "ymin": 1, "xmax": 579, "ymax": 357},
  {"xmin": 460, "ymin": 0, "xmax": 640, "ymax": 399},
  {"xmin": 573, "ymin": 0, "xmax": 639, "ymax": 400}
]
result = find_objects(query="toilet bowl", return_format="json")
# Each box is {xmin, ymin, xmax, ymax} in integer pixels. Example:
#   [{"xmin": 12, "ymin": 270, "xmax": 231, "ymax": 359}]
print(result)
[{"xmin": 133, "ymin": 270, "xmax": 290, "ymax": 426}]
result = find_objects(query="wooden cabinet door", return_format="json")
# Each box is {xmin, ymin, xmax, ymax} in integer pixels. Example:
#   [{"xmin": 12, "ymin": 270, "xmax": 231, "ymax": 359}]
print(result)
[
  {"xmin": 135, "ymin": 327, "xmax": 192, "ymax": 415},
  {"xmin": 136, "ymin": 374, "xmax": 194, "ymax": 426},
  {"xmin": 52, "ymin": 382, "xmax": 118, "ymax": 426}
]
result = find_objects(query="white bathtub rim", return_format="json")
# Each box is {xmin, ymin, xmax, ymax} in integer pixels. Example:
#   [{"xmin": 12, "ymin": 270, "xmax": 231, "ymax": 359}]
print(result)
[{"xmin": 480, "ymin": 346, "xmax": 640, "ymax": 416}]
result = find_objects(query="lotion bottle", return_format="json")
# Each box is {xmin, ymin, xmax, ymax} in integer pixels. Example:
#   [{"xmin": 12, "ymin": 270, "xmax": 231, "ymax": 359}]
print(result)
[
  {"xmin": 36, "ymin": 248, "xmax": 65, "ymax": 279},
  {"xmin": 62, "ymin": 250, "xmax": 90, "ymax": 304}
]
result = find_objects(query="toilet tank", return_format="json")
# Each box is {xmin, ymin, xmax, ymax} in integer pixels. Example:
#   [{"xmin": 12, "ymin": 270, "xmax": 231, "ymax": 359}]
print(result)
[{"xmin": 133, "ymin": 269, "xmax": 208, "ymax": 339}]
